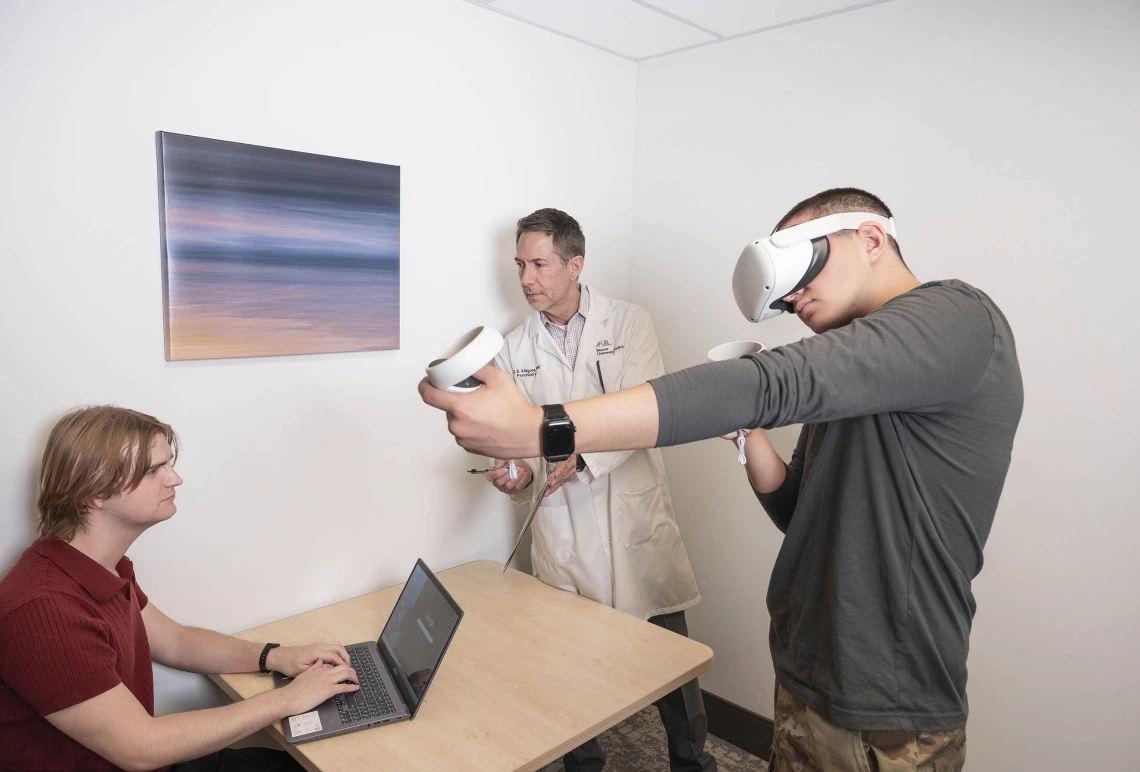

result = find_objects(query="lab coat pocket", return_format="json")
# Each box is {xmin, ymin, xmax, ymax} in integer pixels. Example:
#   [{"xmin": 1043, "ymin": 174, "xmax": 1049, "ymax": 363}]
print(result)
[
  {"xmin": 615, "ymin": 480, "xmax": 669, "ymax": 549},
  {"xmin": 595, "ymin": 354, "xmax": 623, "ymax": 394},
  {"xmin": 531, "ymin": 502, "xmax": 574, "ymax": 565}
]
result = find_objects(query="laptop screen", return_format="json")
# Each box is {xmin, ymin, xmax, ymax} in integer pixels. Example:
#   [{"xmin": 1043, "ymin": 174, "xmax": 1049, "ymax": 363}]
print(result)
[{"xmin": 378, "ymin": 560, "xmax": 462, "ymax": 715}]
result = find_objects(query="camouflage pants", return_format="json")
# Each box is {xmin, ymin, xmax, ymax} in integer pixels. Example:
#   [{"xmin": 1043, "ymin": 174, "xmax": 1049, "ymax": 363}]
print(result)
[{"xmin": 770, "ymin": 683, "xmax": 966, "ymax": 772}]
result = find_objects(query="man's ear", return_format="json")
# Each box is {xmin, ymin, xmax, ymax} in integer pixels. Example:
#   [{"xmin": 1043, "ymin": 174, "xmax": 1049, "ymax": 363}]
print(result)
[
  {"xmin": 568, "ymin": 255, "xmax": 584, "ymax": 280},
  {"xmin": 858, "ymin": 222, "xmax": 889, "ymax": 264}
]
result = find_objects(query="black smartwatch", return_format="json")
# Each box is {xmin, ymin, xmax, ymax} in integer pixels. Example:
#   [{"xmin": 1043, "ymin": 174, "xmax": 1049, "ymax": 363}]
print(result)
[{"xmin": 540, "ymin": 404, "xmax": 576, "ymax": 462}]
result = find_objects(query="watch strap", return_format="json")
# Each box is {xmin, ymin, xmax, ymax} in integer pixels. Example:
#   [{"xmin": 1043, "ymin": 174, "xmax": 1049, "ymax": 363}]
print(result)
[
  {"xmin": 542, "ymin": 404, "xmax": 569, "ymax": 421},
  {"xmin": 259, "ymin": 642, "xmax": 280, "ymax": 673}
]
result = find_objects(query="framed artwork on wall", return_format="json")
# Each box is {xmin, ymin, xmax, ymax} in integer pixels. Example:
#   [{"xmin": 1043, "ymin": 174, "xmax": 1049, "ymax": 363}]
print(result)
[{"xmin": 156, "ymin": 132, "xmax": 400, "ymax": 361}]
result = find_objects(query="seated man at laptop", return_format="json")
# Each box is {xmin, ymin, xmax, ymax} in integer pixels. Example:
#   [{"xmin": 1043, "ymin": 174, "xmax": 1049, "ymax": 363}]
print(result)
[{"xmin": 0, "ymin": 405, "xmax": 361, "ymax": 772}]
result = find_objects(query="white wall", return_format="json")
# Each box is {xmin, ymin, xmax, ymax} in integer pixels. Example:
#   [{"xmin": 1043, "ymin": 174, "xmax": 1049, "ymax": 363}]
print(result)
[
  {"xmin": 0, "ymin": 0, "xmax": 635, "ymax": 718},
  {"xmin": 633, "ymin": 0, "xmax": 1139, "ymax": 769}
]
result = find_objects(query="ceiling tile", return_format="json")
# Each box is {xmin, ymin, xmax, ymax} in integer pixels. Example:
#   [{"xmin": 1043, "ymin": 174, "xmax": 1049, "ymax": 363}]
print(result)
[
  {"xmin": 492, "ymin": 0, "xmax": 716, "ymax": 59},
  {"xmin": 638, "ymin": 0, "xmax": 877, "ymax": 38}
]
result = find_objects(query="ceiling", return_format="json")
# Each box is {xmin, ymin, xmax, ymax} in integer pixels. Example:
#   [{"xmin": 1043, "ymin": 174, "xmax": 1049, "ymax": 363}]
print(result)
[{"xmin": 460, "ymin": 0, "xmax": 896, "ymax": 61}]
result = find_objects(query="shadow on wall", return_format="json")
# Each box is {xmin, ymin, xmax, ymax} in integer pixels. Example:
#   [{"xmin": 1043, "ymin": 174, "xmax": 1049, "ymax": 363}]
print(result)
[
  {"xmin": 494, "ymin": 216, "xmax": 535, "ymax": 576},
  {"xmin": 494, "ymin": 220, "xmax": 524, "ymax": 313},
  {"xmin": 3, "ymin": 419, "xmax": 54, "ymax": 575}
]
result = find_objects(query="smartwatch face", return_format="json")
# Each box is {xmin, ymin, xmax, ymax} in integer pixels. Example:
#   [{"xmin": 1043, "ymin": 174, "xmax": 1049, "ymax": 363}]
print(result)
[{"xmin": 542, "ymin": 420, "xmax": 575, "ymax": 462}]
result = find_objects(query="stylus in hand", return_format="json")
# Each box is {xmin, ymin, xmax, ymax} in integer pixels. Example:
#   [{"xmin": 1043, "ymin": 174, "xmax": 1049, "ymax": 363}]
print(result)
[{"xmin": 470, "ymin": 460, "xmax": 518, "ymax": 478}]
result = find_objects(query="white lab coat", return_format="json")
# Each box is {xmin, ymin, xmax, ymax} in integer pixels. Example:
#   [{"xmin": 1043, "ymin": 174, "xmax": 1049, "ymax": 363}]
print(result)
[{"xmin": 495, "ymin": 285, "xmax": 700, "ymax": 620}]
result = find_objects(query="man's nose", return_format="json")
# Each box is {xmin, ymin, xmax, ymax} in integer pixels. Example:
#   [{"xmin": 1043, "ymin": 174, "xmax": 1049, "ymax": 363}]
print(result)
[
  {"xmin": 782, "ymin": 287, "xmax": 804, "ymax": 303},
  {"xmin": 169, "ymin": 469, "xmax": 183, "ymax": 487}
]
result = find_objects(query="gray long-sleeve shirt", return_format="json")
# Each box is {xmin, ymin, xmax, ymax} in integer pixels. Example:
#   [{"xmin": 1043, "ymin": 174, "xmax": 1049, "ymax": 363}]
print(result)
[{"xmin": 650, "ymin": 280, "xmax": 1023, "ymax": 731}]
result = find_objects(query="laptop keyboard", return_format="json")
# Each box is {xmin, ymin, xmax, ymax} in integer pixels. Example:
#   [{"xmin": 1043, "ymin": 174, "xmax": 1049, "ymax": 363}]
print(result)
[{"xmin": 336, "ymin": 644, "xmax": 397, "ymax": 724}]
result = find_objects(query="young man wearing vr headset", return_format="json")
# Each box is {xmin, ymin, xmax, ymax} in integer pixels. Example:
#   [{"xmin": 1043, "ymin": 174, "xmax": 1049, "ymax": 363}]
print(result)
[{"xmin": 421, "ymin": 189, "xmax": 1023, "ymax": 772}]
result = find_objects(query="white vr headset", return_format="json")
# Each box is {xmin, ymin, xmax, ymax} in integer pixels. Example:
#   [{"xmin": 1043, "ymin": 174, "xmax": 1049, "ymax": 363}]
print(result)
[{"xmin": 732, "ymin": 212, "xmax": 898, "ymax": 322}]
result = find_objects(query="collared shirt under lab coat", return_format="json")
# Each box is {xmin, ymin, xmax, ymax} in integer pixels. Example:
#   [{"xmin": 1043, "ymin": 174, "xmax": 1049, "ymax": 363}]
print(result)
[{"xmin": 495, "ymin": 284, "xmax": 700, "ymax": 620}]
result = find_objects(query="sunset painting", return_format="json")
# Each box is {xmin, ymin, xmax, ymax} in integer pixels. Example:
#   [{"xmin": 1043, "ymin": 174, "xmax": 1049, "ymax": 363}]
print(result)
[{"xmin": 156, "ymin": 132, "xmax": 400, "ymax": 360}]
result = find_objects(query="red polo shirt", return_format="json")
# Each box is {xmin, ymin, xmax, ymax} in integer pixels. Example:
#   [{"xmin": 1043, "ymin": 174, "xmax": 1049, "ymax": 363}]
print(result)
[{"xmin": 0, "ymin": 537, "xmax": 162, "ymax": 772}]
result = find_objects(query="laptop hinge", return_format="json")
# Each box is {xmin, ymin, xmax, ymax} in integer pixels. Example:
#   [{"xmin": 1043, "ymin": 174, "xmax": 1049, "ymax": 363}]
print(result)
[{"xmin": 376, "ymin": 639, "xmax": 416, "ymax": 714}]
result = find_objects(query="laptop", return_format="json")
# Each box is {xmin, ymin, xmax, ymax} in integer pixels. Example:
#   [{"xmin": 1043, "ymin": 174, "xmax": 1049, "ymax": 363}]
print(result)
[{"xmin": 275, "ymin": 559, "xmax": 464, "ymax": 744}]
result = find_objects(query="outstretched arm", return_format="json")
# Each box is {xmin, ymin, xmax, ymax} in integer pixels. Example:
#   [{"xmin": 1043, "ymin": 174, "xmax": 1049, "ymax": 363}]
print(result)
[
  {"xmin": 419, "ymin": 365, "xmax": 659, "ymax": 460},
  {"xmin": 142, "ymin": 603, "xmax": 350, "ymax": 676},
  {"xmin": 420, "ymin": 285, "xmax": 996, "ymax": 458}
]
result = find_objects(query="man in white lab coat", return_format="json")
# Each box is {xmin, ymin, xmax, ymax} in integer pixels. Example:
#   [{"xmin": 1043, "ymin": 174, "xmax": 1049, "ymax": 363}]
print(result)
[{"xmin": 488, "ymin": 209, "xmax": 716, "ymax": 772}]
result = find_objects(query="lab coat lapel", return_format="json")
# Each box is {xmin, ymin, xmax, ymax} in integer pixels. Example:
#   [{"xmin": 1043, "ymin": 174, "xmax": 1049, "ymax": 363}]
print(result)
[{"xmin": 574, "ymin": 286, "xmax": 614, "ymax": 391}]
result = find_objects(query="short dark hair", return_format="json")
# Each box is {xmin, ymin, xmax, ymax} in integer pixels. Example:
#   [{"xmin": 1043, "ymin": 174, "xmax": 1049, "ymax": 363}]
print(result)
[
  {"xmin": 774, "ymin": 187, "xmax": 903, "ymax": 261},
  {"xmin": 515, "ymin": 208, "xmax": 585, "ymax": 264}
]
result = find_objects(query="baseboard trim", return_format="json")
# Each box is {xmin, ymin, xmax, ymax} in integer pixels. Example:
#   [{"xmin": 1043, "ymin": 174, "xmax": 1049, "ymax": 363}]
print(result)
[{"xmin": 703, "ymin": 689, "xmax": 773, "ymax": 761}]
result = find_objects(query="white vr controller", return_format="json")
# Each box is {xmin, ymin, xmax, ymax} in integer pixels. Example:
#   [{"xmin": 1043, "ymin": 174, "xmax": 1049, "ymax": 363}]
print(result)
[
  {"xmin": 732, "ymin": 212, "xmax": 898, "ymax": 323},
  {"xmin": 426, "ymin": 326, "xmax": 504, "ymax": 394},
  {"xmin": 707, "ymin": 341, "xmax": 766, "ymax": 465},
  {"xmin": 426, "ymin": 326, "xmax": 517, "ymax": 480}
]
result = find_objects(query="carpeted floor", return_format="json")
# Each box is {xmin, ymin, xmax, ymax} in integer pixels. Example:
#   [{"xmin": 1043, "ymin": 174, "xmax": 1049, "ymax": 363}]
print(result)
[{"xmin": 539, "ymin": 705, "xmax": 768, "ymax": 772}]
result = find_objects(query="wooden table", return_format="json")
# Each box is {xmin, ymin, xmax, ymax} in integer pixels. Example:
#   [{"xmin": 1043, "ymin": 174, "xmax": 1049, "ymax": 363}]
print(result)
[{"xmin": 211, "ymin": 560, "xmax": 713, "ymax": 772}]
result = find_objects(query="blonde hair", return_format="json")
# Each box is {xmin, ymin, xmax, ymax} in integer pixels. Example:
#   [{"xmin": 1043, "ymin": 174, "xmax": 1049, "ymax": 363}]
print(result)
[{"xmin": 37, "ymin": 406, "xmax": 179, "ymax": 541}]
